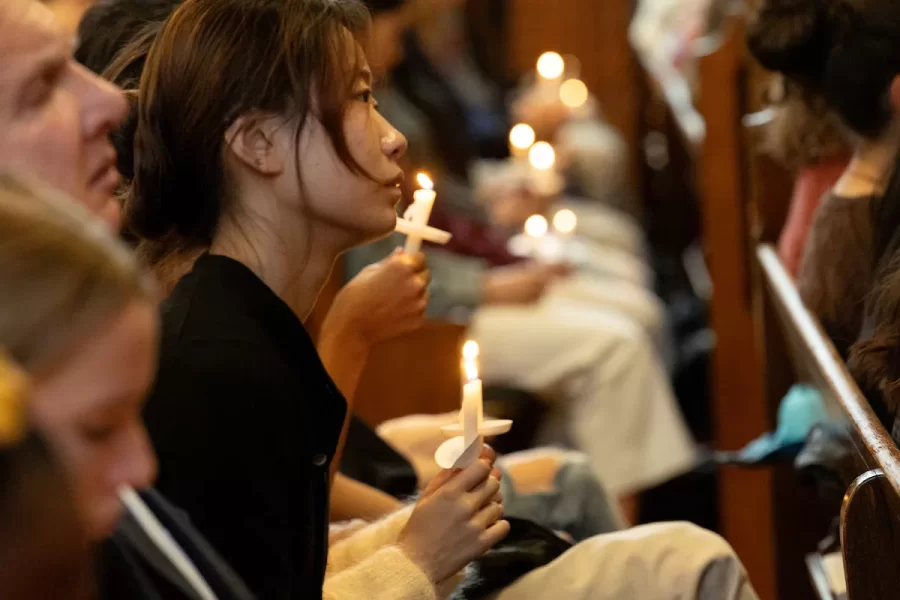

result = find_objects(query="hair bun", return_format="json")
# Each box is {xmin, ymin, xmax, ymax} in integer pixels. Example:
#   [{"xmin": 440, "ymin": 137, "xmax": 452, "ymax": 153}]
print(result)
[{"xmin": 747, "ymin": 0, "xmax": 832, "ymax": 83}]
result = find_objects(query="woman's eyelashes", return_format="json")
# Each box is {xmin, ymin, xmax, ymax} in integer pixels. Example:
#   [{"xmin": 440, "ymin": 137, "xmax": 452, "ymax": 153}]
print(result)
[{"xmin": 355, "ymin": 89, "xmax": 378, "ymax": 110}]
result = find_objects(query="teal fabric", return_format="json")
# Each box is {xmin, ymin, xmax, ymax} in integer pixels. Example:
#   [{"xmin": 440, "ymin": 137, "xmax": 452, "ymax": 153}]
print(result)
[{"xmin": 733, "ymin": 384, "xmax": 829, "ymax": 463}]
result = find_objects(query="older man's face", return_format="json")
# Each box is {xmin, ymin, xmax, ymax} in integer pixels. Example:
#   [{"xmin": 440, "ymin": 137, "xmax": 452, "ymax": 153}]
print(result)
[{"xmin": 0, "ymin": 0, "xmax": 126, "ymax": 220}]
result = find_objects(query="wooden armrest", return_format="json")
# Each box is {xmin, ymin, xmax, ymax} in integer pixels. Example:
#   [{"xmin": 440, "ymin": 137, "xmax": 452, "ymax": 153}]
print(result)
[{"xmin": 354, "ymin": 320, "xmax": 466, "ymax": 427}]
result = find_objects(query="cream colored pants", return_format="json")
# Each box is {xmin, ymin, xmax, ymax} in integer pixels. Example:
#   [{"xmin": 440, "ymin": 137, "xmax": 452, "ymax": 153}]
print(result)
[
  {"xmin": 492, "ymin": 522, "xmax": 759, "ymax": 600},
  {"xmin": 469, "ymin": 299, "xmax": 695, "ymax": 496}
]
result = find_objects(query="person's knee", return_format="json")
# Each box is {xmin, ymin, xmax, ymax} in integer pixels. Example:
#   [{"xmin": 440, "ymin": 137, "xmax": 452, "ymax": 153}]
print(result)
[
  {"xmin": 499, "ymin": 448, "xmax": 571, "ymax": 494},
  {"xmin": 656, "ymin": 522, "xmax": 739, "ymax": 560}
]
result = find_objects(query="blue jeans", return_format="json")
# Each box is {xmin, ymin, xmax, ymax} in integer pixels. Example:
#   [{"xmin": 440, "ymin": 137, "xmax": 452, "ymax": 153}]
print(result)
[{"xmin": 499, "ymin": 452, "xmax": 624, "ymax": 542}]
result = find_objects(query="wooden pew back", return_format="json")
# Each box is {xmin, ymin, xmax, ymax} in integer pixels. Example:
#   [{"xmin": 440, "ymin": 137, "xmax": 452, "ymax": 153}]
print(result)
[{"xmin": 757, "ymin": 243, "xmax": 900, "ymax": 600}]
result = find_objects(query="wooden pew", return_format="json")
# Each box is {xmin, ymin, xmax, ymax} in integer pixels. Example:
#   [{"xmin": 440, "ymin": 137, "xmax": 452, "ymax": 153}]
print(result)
[
  {"xmin": 306, "ymin": 257, "xmax": 466, "ymax": 426},
  {"xmin": 757, "ymin": 243, "xmax": 900, "ymax": 600},
  {"xmin": 694, "ymin": 14, "xmax": 835, "ymax": 598}
]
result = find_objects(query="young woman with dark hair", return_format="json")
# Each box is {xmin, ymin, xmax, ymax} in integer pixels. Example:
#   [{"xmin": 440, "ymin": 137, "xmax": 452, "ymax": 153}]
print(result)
[
  {"xmin": 128, "ymin": 0, "xmax": 508, "ymax": 597},
  {"xmin": 748, "ymin": 0, "xmax": 900, "ymax": 358}
]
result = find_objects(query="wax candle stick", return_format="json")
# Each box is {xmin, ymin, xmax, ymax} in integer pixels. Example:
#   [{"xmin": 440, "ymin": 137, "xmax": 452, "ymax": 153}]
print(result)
[
  {"xmin": 434, "ymin": 340, "xmax": 512, "ymax": 469},
  {"xmin": 525, "ymin": 213, "xmax": 566, "ymax": 263},
  {"xmin": 403, "ymin": 173, "xmax": 437, "ymax": 254},
  {"xmin": 536, "ymin": 51, "xmax": 565, "ymax": 97},
  {"xmin": 553, "ymin": 209, "xmax": 577, "ymax": 236},
  {"xmin": 528, "ymin": 141, "xmax": 558, "ymax": 196},
  {"xmin": 461, "ymin": 341, "xmax": 484, "ymax": 447},
  {"xmin": 553, "ymin": 208, "xmax": 577, "ymax": 261}
]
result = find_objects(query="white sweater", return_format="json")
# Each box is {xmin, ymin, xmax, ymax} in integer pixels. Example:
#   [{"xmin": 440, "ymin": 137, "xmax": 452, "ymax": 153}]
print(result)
[{"xmin": 324, "ymin": 506, "xmax": 462, "ymax": 600}]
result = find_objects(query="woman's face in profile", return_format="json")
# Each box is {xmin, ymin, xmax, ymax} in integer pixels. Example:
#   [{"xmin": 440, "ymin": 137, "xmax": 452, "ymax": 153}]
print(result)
[
  {"xmin": 266, "ymin": 40, "xmax": 409, "ymax": 246},
  {"xmin": 29, "ymin": 300, "xmax": 159, "ymax": 540}
]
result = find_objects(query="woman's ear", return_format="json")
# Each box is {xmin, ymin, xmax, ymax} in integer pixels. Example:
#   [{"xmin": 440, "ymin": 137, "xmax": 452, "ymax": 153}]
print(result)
[{"xmin": 224, "ymin": 114, "xmax": 285, "ymax": 176}]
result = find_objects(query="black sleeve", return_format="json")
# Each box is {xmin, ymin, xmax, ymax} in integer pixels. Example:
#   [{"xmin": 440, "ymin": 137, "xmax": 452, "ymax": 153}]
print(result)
[{"xmin": 144, "ymin": 340, "xmax": 314, "ymax": 600}]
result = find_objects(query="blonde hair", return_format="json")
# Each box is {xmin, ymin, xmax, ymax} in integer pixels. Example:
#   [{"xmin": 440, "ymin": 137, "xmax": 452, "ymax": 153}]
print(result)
[{"xmin": 0, "ymin": 172, "xmax": 154, "ymax": 372}]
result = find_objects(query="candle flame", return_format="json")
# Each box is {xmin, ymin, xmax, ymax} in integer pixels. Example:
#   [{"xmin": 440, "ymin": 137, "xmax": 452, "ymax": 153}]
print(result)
[
  {"xmin": 464, "ymin": 361, "xmax": 479, "ymax": 382},
  {"xmin": 536, "ymin": 51, "xmax": 565, "ymax": 80},
  {"xmin": 462, "ymin": 340, "xmax": 480, "ymax": 382},
  {"xmin": 559, "ymin": 79, "xmax": 588, "ymax": 108},
  {"xmin": 524, "ymin": 214, "xmax": 548, "ymax": 238},
  {"xmin": 528, "ymin": 142, "xmax": 556, "ymax": 170},
  {"xmin": 552, "ymin": 209, "xmax": 577, "ymax": 234},
  {"xmin": 509, "ymin": 123, "xmax": 536, "ymax": 150},
  {"xmin": 416, "ymin": 172, "xmax": 434, "ymax": 190}
]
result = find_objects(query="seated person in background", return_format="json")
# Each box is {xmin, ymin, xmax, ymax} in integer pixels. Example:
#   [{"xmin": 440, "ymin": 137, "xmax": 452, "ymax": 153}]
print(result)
[
  {"xmin": 761, "ymin": 74, "xmax": 850, "ymax": 277},
  {"xmin": 749, "ymin": 0, "xmax": 900, "ymax": 358},
  {"xmin": 0, "ymin": 356, "xmax": 92, "ymax": 600},
  {"xmin": 410, "ymin": 0, "xmax": 641, "ymax": 218}
]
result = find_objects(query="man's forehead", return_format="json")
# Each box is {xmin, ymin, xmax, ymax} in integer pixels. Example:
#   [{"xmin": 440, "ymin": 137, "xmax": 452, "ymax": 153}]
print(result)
[{"xmin": 0, "ymin": 0, "xmax": 66, "ymax": 59}]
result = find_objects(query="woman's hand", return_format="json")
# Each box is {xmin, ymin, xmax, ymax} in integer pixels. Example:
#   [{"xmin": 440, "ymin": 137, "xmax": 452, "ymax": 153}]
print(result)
[
  {"xmin": 398, "ymin": 448, "xmax": 509, "ymax": 583},
  {"xmin": 322, "ymin": 249, "xmax": 429, "ymax": 350}
]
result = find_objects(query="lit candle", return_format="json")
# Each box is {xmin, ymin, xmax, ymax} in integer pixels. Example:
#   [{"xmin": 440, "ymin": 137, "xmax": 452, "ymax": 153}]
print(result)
[
  {"xmin": 536, "ymin": 51, "xmax": 565, "ymax": 87},
  {"xmin": 552, "ymin": 209, "xmax": 577, "ymax": 236},
  {"xmin": 461, "ymin": 340, "xmax": 483, "ymax": 447},
  {"xmin": 528, "ymin": 142, "xmax": 556, "ymax": 171},
  {"xmin": 434, "ymin": 340, "xmax": 513, "ymax": 469},
  {"xmin": 525, "ymin": 213, "xmax": 562, "ymax": 263},
  {"xmin": 400, "ymin": 172, "xmax": 438, "ymax": 254},
  {"xmin": 508, "ymin": 123, "xmax": 536, "ymax": 161},
  {"xmin": 552, "ymin": 208, "xmax": 577, "ymax": 260},
  {"xmin": 527, "ymin": 141, "xmax": 558, "ymax": 196}
]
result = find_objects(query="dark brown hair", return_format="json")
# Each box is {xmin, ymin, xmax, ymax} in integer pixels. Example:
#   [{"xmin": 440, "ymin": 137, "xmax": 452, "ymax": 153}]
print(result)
[
  {"xmin": 761, "ymin": 75, "xmax": 850, "ymax": 170},
  {"xmin": 748, "ymin": 0, "xmax": 900, "ymax": 139},
  {"xmin": 129, "ymin": 0, "xmax": 370, "ymax": 252}
]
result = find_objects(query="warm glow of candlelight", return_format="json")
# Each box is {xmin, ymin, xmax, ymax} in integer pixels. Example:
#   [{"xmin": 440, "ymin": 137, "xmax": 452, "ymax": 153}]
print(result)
[
  {"xmin": 553, "ymin": 209, "xmax": 577, "ymax": 234},
  {"xmin": 524, "ymin": 214, "xmax": 548, "ymax": 237},
  {"xmin": 509, "ymin": 123, "xmax": 536, "ymax": 151},
  {"xmin": 416, "ymin": 172, "xmax": 434, "ymax": 190},
  {"xmin": 559, "ymin": 79, "xmax": 588, "ymax": 108},
  {"xmin": 536, "ymin": 51, "xmax": 565, "ymax": 80},
  {"xmin": 462, "ymin": 340, "xmax": 480, "ymax": 382},
  {"xmin": 528, "ymin": 142, "xmax": 556, "ymax": 170}
]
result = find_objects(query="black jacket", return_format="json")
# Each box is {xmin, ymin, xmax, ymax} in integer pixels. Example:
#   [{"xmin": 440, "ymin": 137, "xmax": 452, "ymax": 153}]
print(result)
[{"xmin": 144, "ymin": 254, "xmax": 346, "ymax": 599}]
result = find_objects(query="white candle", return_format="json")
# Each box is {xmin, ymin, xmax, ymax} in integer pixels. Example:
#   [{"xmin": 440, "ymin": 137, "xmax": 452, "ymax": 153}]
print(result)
[
  {"xmin": 461, "ymin": 340, "xmax": 483, "ymax": 447},
  {"xmin": 525, "ymin": 213, "xmax": 563, "ymax": 263},
  {"xmin": 552, "ymin": 209, "xmax": 577, "ymax": 236},
  {"xmin": 434, "ymin": 340, "xmax": 512, "ymax": 469},
  {"xmin": 528, "ymin": 142, "xmax": 558, "ymax": 197},
  {"xmin": 403, "ymin": 172, "xmax": 436, "ymax": 254}
]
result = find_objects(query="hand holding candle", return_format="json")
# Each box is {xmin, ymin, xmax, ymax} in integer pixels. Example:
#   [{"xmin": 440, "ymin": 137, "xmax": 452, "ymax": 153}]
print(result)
[{"xmin": 434, "ymin": 341, "xmax": 512, "ymax": 469}]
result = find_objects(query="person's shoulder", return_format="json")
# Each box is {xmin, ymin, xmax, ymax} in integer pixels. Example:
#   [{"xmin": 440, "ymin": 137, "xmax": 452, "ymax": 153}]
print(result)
[{"xmin": 157, "ymin": 337, "xmax": 292, "ymax": 395}]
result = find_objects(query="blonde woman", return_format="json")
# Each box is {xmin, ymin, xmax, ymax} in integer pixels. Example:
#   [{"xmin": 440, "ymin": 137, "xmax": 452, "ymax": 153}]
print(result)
[{"xmin": 0, "ymin": 173, "xmax": 260, "ymax": 599}]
